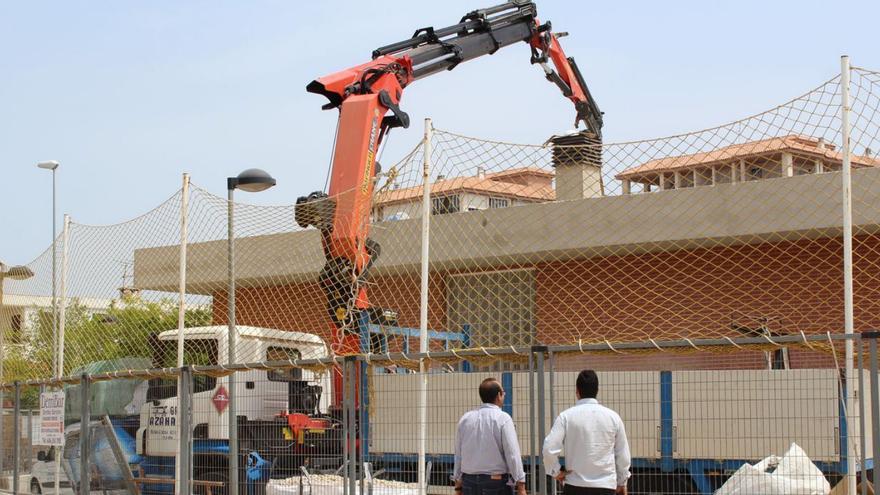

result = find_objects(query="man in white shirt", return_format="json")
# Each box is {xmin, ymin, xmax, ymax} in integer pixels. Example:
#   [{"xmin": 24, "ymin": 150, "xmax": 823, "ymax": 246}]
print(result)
[
  {"xmin": 453, "ymin": 378, "xmax": 527, "ymax": 495},
  {"xmin": 542, "ymin": 370, "xmax": 631, "ymax": 495}
]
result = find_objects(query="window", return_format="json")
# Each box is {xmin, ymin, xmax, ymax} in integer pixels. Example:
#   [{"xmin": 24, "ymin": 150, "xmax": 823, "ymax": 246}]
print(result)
[
  {"xmin": 147, "ymin": 338, "xmax": 218, "ymax": 401},
  {"xmin": 488, "ymin": 197, "xmax": 509, "ymax": 209},
  {"xmin": 431, "ymin": 195, "xmax": 460, "ymax": 215},
  {"xmin": 769, "ymin": 348, "xmax": 789, "ymax": 370},
  {"xmin": 267, "ymin": 346, "xmax": 303, "ymax": 381},
  {"xmin": 446, "ymin": 269, "xmax": 536, "ymax": 349}
]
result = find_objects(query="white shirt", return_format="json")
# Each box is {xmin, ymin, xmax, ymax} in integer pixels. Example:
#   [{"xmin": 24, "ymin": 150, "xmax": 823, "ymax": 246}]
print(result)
[
  {"xmin": 542, "ymin": 398, "xmax": 631, "ymax": 490},
  {"xmin": 453, "ymin": 404, "xmax": 526, "ymax": 484}
]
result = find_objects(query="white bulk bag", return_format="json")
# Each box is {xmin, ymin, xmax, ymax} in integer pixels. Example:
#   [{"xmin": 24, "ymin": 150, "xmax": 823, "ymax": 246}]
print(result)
[{"xmin": 716, "ymin": 443, "xmax": 830, "ymax": 495}]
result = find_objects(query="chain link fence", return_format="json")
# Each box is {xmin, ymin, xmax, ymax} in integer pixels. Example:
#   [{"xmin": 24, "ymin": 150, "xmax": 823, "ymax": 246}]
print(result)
[
  {"xmin": 1, "ymin": 61, "xmax": 879, "ymax": 494},
  {"xmin": 0, "ymin": 334, "xmax": 878, "ymax": 495}
]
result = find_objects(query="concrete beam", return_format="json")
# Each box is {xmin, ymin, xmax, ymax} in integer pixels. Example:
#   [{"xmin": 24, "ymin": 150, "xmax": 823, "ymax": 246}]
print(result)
[{"xmin": 134, "ymin": 168, "xmax": 880, "ymax": 294}]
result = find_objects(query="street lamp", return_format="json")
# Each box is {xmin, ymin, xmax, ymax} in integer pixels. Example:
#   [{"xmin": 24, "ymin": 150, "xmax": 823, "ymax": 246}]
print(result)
[
  {"xmin": 0, "ymin": 261, "xmax": 34, "ymax": 478},
  {"xmin": 226, "ymin": 168, "xmax": 275, "ymax": 495},
  {"xmin": 37, "ymin": 160, "xmax": 59, "ymax": 377}
]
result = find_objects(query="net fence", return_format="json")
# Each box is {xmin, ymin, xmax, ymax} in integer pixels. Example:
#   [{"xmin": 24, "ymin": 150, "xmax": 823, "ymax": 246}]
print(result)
[{"xmin": 0, "ymin": 66, "xmax": 879, "ymax": 383}]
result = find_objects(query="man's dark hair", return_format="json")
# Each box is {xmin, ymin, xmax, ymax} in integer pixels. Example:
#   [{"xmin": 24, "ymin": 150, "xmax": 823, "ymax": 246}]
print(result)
[
  {"xmin": 479, "ymin": 378, "xmax": 503, "ymax": 403},
  {"xmin": 576, "ymin": 370, "xmax": 599, "ymax": 399}
]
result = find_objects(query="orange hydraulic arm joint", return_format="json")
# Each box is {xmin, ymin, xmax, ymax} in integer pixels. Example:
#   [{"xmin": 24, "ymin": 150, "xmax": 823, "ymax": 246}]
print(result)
[{"xmin": 298, "ymin": 0, "xmax": 603, "ymax": 355}]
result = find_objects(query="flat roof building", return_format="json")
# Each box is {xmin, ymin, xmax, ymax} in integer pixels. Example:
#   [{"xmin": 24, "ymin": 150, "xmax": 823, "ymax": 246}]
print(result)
[{"xmin": 134, "ymin": 134, "xmax": 880, "ymax": 370}]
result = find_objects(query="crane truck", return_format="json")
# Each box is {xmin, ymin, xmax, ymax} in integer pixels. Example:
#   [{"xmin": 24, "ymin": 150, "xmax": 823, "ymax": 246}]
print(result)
[{"xmin": 137, "ymin": 1, "xmax": 602, "ymax": 493}]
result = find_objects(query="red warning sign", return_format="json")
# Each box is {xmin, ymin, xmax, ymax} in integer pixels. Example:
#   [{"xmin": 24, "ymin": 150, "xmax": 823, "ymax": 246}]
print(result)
[{"xmin": 212, "ymin": 386, "xmax": 230, "ymax": 414}]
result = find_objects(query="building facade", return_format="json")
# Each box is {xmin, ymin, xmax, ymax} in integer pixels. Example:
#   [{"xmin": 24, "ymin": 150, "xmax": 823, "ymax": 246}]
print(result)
[{"xmin": 616, "ymin": 135, "xmax": 880, "ymax": 193}]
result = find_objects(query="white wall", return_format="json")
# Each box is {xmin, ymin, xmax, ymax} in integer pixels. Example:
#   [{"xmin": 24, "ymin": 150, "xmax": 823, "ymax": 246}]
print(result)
[{"xmin": 379, "ymin": 193, "xmax": 524, "ymax": 221}]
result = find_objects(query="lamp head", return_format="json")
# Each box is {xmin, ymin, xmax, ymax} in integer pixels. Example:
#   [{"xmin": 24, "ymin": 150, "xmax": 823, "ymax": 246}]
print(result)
[
  {"xmin": 228, "ymin": 168, "xmax": 276, "ymax": 193},
  {"xmin": 1, "ymin": 265, "xmax": 34, "ymax": 280}
]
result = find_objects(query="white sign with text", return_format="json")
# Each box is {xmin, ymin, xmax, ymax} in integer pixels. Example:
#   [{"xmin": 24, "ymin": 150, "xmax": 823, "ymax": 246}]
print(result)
[{"xmin": 38, "ymin": 391, "xmax": 65, "ymax": 446}]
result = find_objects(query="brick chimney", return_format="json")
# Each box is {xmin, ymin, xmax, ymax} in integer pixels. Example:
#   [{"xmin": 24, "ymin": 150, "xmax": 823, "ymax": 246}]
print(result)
[{"xmin": 549, "ymin": 131, "xmax": 604, "ymax": 201}]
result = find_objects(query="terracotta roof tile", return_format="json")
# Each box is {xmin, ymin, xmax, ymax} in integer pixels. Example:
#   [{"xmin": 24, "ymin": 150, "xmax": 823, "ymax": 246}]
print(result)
[
  {"xmin": 376, "ymin": 167, "xmax": 554, "ymax": 205},
  {"xmin": 616, "ymin": 135, "xmax": 880, "ymax": 180}
]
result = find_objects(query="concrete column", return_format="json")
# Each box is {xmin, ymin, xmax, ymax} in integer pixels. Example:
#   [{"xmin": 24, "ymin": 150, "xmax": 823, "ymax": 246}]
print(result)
[
  {"xmin": 782, "ymin": 152, "xmax": 794, "ymax": 177},
  {"xmin": 815, "ymin": 160, "xmax": 824, "ymax": 174},
  {"xmin": 550, "ymin": 131, "xmax": 603, "ymax": 200},
  {"xmin": 711, "ymin": 166, "xmax": 718, "ymax": 185},
  {"xmin": 622, "ymin": 179, "xmax": 631, "ymax": 195},
  {"xmin": 731, "ymin": 163, "xmax": 737, "ymax": 183},
  {"xmin": 740, "ymin": 160, "xmax": 747, "ymax": 181},
  {"xmin": 659, "ymin": 172, "xmax": 666, "ymax": 191},
  {"xmin": 674, "ymin": 171, "xmax": 682, "ymax": 189}
]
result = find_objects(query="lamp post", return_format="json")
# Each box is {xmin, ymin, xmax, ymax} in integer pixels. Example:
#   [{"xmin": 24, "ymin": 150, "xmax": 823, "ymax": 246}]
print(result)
[
  {"xmin": 0, "ymin": 262, "xmax": 34, "ymax": 477},
  {"xmin": 37, "ymin": 160, "xmax": 59, "ymax": 376},
  {"xmin": 226, "ymin": 168, "xmax": 276, "ymax": 495}
]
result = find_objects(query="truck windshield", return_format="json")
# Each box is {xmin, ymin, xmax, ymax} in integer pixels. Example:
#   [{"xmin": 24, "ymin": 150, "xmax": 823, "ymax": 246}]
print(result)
[{"xmin": 147, "ymin": 338, "xmax": 218, "ymax": 401}]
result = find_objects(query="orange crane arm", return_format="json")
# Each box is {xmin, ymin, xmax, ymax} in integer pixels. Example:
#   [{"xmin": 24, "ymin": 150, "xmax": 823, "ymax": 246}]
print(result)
[{"xmin": 296, "ymin": 1, "xmax": 603, "ymax": 356}]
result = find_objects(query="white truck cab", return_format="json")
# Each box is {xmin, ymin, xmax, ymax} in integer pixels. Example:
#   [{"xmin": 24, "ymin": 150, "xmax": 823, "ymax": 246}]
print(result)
[{"xmin": 136, "ymin": 325, "xmax": 331, "ymax": 458}]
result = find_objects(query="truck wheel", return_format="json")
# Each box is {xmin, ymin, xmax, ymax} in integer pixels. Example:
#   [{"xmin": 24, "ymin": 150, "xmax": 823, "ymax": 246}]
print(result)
[
  {"xmin": 196, "ymin": 471, "xmax": 229, "ymax": 495},
  {"xmin": 30, "ymin": 480, "xmax": 41, "ymax": 494}
]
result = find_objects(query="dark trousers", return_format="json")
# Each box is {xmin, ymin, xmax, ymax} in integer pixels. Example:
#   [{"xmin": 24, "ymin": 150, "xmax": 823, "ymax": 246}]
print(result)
[
  {"xmin": 462, "ymin": 474, "xmax": 512, "ymax": 495},
  {"xmin": 563, "ymin": 484, "xmax": 615, "ymax": 495}
]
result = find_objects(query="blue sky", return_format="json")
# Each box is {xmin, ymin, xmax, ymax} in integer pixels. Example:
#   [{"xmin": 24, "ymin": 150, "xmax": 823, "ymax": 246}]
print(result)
[{"xmin": 2, "ymin": 0, "xmax": 879, "ymax": 265}]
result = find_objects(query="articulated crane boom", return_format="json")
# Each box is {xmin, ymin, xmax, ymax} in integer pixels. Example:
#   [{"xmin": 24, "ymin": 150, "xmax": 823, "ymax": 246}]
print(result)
[{"xmin": 296, "ymin": 0, "xmax": 602, "ymax": 359}]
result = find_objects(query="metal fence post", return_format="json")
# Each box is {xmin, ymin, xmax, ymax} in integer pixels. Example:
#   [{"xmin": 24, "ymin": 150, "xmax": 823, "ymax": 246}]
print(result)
[
  {"xmin": 28, "ymin": 407, "xmax": 34, "ymax": 471},
  {"xmin": 343, "ymin": 356, "xmax": 358, "ymax": 495},
  {"xmin": 528, "ymin": 352, "xmax": 536, "ymax": 495},
  {"xmin": 342, "ymin": 359, "xmax": 349, "ymax": 495},
  {"xmin": 868, "ymin": 334, "xmax": 880, "ymax": 479},
  {"xmin": 359, "ymin": 356, "xmax": 368, "ymax": 495},
  {"xmin": 548, "ymin": 351, "xmax": 557, "ymax": 495},
  {"xmin": 175, "ymin": 172, "xmax": 190, "ymax": 495},
  {"xmin": 857, "ymin": 340, "xmax": 867, "ymax": 495},
  {"xmin": 79, "ymin": 373, "xmax": 91, "ymax": 495},
  {"xmin": 840, "ymin": 55, "xmax": 857, "ymax": 495},
  {"xmin": 418, "ymin": 117, "xmax": 432, "ymax": 495},
  {"xmin": 179, "ymin": 366, "xmax": 193, "ymax": 495},
  {"xmin": 529, "ymin": 352, "xmax": 538, "ymax": 493},
  {"xmin": 534, "ymin": 347, "xmax": 548, "ymax": 495},
  {"xmin": 0, "ymin": 389, "xmax": 4, "ymax": 479},
  {"xmin": 351, "ymin": 356, "xmax": 359, "ymax": 495},
  {"xmin": 12, "ymin": 381, "xmax": 21, "ymax": 495}
]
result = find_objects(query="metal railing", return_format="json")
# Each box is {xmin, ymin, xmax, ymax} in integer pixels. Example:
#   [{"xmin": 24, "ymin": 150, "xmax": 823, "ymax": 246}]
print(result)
[{"xmin": 0, "ymin": 332, "xmax": 876, "ymax": 495}]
